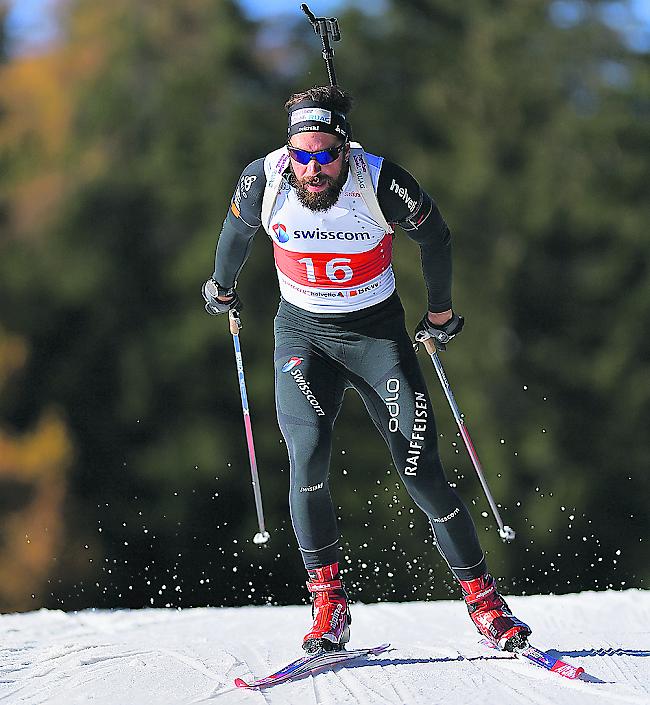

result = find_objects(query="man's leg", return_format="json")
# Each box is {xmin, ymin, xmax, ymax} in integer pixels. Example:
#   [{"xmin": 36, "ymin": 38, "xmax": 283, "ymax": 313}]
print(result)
[
  {"xmin": 341, "ymin": 304, "xmax": 531, "ymax": 648},
  {"xmin": 354, "ymin": 356, "xmax": 531, "ymax": 647},
  {"xmin": 274, "ymin": 333, "xmax": 351, "ymax": 651},
  {"xmin": 351, "ymin": 354, "xmax": 487, "ymax": 580},
  {"xmin": 274, "ymin": 342, "xmax": 346, "ymax": 567}
]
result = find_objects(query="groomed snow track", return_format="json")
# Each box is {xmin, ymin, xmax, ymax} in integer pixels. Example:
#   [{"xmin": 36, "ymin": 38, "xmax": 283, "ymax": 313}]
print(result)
[{"xmin": 1, "ymin": 590, "xmax": 648, "ymax": 704}]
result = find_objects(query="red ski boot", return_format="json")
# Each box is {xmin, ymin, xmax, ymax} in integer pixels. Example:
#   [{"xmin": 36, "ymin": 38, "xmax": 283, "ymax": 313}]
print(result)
[
  {"xmin": 460, "ymin": 574, "xmax": 531, "ymax": 651},
  {"xmin": 303, "ymin": 563, "xmax": 351, "ymax": 654}
]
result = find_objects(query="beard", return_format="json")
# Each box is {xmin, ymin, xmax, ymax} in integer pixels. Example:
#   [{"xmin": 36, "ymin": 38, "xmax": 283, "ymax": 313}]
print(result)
[{"xmin": 290, "ymin": 163, "xmax": 349, "ymax": 212}]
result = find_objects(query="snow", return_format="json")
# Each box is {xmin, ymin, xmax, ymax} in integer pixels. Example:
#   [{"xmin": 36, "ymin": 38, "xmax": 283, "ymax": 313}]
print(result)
[{"xmin": 1, "ymin": 590, "xmax": 648, "ymax": 704}]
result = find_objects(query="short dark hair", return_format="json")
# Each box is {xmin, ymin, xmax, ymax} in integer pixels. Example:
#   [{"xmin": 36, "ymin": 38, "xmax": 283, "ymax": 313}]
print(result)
[{"xmin": 285, "ymin": 86, "xmax": 353, "ymax": 115}]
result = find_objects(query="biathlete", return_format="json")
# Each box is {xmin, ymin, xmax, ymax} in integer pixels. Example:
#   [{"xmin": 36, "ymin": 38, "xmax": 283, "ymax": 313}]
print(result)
[{"xmin": 203, "ymin": 85, "xmax": 531, "ymax": 654}]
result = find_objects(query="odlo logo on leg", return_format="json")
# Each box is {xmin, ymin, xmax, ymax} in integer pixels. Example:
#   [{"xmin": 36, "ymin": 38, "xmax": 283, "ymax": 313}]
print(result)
[{"xmin": 384, "ymin": 378, "xmax": 400, "ymax": 432}]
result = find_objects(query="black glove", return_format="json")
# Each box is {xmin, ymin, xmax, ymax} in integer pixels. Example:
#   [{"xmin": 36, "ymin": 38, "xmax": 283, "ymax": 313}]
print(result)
[
  {"xmin": 414, "ymin": 312, "xmax": 464, "ymax": 351},
  {"xmin": 202, "ymin": 278, "xmax": 242, "ymax": 315}
]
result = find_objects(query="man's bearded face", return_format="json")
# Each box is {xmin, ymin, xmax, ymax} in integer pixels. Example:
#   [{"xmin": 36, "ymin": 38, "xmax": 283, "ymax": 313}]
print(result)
[{"xmin": 288, "ymin": 134, "xmax": 350, "ymax": 212}]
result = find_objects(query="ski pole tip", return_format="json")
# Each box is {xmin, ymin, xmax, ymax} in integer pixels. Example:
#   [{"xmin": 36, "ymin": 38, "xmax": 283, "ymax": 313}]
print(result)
[
  {"xmin": 253, "ymin": 531, "xmax": 270, "ymax": 545},
  {"xmin": 499, "ymin": 525, "xmax": 516, "ymax": 542}
]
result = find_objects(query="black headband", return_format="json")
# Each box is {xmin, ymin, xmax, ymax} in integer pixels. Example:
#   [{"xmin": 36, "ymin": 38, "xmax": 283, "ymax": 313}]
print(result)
[{"xmin": 287, "ymin": 100, "xmax": 350, "ymax": 141}]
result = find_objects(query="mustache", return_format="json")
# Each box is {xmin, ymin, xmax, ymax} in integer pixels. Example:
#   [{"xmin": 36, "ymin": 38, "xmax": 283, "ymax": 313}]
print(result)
[{"xmin": 299, "ymin": 173, "xmax": 335, "ymax": 187}]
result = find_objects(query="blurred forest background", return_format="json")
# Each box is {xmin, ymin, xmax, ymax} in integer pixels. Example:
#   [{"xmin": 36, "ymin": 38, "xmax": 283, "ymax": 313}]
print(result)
[{"xmin": 0, "ymin": 0, "xmax": 648, "ymax": 613}]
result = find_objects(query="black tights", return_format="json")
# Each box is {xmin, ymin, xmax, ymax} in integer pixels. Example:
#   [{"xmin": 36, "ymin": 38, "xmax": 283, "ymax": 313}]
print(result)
[{"xmin": 274, "ymin": 294, "xmax": 486, "ymax": 581}]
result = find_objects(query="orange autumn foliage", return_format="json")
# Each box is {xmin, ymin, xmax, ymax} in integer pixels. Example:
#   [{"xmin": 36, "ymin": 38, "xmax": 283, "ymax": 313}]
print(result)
[{"xmin": 0, "ymin": 6, "xmax": 109, "ymax": 237}]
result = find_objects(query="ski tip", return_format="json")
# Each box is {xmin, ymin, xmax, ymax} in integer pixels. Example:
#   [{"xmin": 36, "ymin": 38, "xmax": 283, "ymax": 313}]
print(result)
[
  {"xmin": 550, "ymin": 662, "xmax": 585, "ymax": 679},
  {"xmin": 234, "ymin": 677, "xmax": 251, "ymax": 689}
]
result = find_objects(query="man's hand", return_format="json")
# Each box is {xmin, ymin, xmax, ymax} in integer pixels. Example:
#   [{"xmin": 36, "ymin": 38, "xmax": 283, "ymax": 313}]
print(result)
[
  {"xmin": 202, "ymin": 278, "xmax": 242, "ymax": 315},
  {"xmin": 414, "ymin": 310, "xmax": 464, "ymax": 351}
]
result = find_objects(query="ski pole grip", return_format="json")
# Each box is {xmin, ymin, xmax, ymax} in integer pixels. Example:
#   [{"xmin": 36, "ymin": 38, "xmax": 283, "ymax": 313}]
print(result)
[
  {"xmin": 229, "ymin": 309, "xmax": 241, "ymax": 336},
  {"xmin": 422, "ymin": 337, "xmax": 437, "ymax": 355}
]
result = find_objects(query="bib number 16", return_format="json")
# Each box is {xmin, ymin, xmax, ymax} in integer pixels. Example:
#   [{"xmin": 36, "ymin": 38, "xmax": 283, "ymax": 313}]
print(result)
[{"xmin": 297, "ymin": 257, "xmax": 353, "ymax": 284}]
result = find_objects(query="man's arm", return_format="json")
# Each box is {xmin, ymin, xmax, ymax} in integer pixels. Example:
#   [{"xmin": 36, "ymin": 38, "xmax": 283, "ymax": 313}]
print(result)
[
  {"xmin": 212, "ymin": 159, "xmax": 266, "ymax": 289},
  {"xmin": 376, "ymin": 159, "xmax": 452, "ymax": 317}
]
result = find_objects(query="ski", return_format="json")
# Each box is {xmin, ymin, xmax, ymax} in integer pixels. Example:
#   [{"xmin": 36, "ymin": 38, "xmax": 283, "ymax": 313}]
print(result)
[
  {"xmin": 234, "ymin": 643, "xmax": 391, "ymax": 689},
  {"xmin": 481, "ymin": 638, "xmax": 585, "ymax": 679}
]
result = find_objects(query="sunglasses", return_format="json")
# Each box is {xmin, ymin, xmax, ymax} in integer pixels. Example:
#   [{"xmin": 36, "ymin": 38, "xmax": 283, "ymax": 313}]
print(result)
[{"xmin": 287, "ymin": 143, "xmax": 346, "ymax": 166}]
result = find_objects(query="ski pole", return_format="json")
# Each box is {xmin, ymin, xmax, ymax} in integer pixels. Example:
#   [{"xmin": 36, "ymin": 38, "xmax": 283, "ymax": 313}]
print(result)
[
  {"xmin": 229, "ymin": 309, "xmax": 270, "ymax": 546},
  {"xmin": 417, "ymin": 336, "xmax": 516, "ymax": 542},
  {"xmin": 301, "ymin": 4, "xmax": 341, "ymax": 86}
]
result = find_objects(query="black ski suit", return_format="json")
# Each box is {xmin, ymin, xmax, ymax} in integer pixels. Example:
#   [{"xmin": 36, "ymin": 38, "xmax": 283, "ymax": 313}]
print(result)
[{"xmin": 211, "ymin": 151, "xmax": 486, "ymax": 580}]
